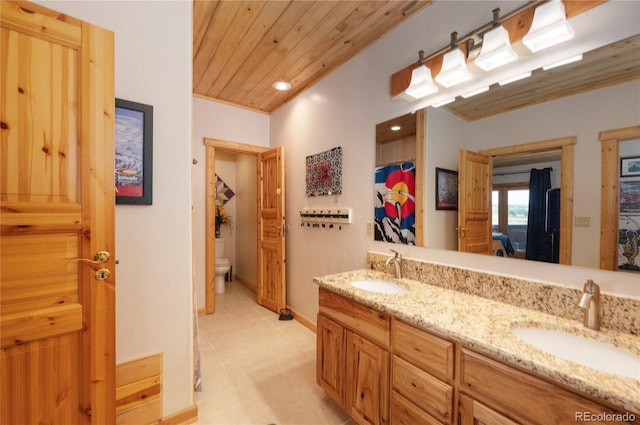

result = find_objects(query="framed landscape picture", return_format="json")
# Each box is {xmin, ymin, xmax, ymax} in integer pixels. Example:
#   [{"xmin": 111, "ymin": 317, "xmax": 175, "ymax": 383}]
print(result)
[
  {"xmin": 435, "ymin": 167, "xmax": 458, "ymax": 210},
  {"xmin": 115, "ymin": 98, "xmax": 153, "ymax": 205},
  {"xmin": 621, "ymin": 156, "xmax": 640, "ymax": 177}
]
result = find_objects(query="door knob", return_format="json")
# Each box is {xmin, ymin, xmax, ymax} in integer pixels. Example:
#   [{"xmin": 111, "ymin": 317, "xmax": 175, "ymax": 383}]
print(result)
[{"xmin": 76, "ymin": 251, "xmax": 110, "ymax": 264}]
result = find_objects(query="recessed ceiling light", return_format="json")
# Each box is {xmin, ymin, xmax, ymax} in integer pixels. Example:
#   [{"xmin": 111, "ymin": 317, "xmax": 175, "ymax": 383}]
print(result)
[
  {"xmin": 390, "ymin": 125, "xmax": 401, "ymax": 131},
  {"xmin": 272, "ymin": 81, "xmax": 292, "ymax": 91}
]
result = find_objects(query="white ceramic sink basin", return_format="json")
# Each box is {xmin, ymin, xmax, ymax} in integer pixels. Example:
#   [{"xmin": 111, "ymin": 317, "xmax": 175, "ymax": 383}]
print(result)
[
  {"xmin": 350, "ymin": 279, "xmax": 408, "ymax": 294},
  {"xmin": 511, "ymin": 327, "xmax": 640, "ymax": 380}
]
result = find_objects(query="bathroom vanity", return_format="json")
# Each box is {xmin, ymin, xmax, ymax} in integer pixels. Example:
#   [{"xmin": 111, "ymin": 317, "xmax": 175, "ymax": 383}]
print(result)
[{"xmin": 315, "ymin": 254, "xmax": 640, "ymax": 425}]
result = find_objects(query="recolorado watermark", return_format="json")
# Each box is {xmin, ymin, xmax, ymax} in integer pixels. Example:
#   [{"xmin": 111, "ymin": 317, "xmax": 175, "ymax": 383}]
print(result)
[{"xmin": 575, "ymin": 411, "xmax": 636, "ymax": 422}]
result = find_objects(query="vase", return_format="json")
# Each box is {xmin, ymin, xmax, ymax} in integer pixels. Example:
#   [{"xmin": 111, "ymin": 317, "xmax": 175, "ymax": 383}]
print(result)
[{"xmin": 215, "ymin": 226, "xmax": 221, "ymax": 238}]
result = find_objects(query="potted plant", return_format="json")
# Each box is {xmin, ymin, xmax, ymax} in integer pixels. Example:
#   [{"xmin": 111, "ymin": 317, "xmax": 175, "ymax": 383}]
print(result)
[{"xmin": 215, "ymin": 203, "xmax": 232, "ymax": 238}]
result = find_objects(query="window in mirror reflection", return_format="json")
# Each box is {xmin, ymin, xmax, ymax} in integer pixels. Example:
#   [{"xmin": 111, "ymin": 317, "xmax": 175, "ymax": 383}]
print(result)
[{"xmin": 493, "ymin": 184, "xmax": 529, "ymax": 258}]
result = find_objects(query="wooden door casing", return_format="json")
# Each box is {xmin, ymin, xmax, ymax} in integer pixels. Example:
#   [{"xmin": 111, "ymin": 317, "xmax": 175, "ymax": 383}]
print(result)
[{"xmin": 0, "ymin": 1, "xmax": 115, "ymax": 423}]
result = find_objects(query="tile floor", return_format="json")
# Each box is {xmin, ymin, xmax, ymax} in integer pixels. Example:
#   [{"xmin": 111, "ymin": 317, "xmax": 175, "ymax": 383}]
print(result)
[{"xmin": 194, "ymin": 282, "xmax": 355, "ymax": 425}]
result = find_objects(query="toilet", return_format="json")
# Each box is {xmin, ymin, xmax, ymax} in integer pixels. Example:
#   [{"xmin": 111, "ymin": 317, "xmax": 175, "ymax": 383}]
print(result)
[{"xmin": 214, "ymin": 238, "xmax": 231, "ymax": 294}]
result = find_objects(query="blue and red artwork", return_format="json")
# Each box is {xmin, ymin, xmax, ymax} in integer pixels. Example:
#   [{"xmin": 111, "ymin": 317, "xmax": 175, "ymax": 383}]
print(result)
[{"xmin": 374, "ymin": 162, "xmax": 416, "ymax": 245}]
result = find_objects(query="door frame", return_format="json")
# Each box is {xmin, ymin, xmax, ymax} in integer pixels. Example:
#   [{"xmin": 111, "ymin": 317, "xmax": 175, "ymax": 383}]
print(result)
[
  {"xmin": 203, "ymin": 138, "xmax": 268, "ymax": 314},
  {"xmin": 599, "ymin": 125, "xmax": 640, "ymax": 270},
  {"xmin": 479, "ymin": 136, "xmax": 575, "ymax": 265}
]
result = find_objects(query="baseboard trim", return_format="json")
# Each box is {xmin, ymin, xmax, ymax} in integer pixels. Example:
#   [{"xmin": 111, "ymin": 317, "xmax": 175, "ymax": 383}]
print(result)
[
  {"xmin": 234, "ymin": 275, "xmax": 256, "ymax": 293},
  {"xmin": 289, "ymin": 306, "xmax": 316, "ymax": 333},
  {"xmin": 159, "ymin": 403, "xmax": 198, "ymax": 425}
]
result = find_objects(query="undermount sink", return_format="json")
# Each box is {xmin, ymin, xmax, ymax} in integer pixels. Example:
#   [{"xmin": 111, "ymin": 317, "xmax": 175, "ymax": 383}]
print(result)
[
  {"xmin": 511, "ymin": 327, "xmax": 640, "ymax": 380},
  {"xmin": 350, "ymin": 279, "xmax": 408, "ymax": 294}
]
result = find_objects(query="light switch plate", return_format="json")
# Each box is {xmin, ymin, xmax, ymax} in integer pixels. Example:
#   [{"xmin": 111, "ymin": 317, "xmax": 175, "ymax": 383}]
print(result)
[
  {"xmin": 575, "ymin": 216, "xmax": 590, "ymax": 227},
  {"xmin": 367, "ymin": 221, "xmax": 374, "ymax": 236}
]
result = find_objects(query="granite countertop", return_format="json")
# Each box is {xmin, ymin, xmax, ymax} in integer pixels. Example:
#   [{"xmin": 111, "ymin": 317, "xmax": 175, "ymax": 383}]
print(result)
[{"xmin": 314, "ymin": 269, "xmax": 640, "ymax": 414}]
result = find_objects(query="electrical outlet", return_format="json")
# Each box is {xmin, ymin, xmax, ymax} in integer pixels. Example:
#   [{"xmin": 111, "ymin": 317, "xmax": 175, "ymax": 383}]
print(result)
[
  {"xmin": 367, "ymin": 221, "xmax": 374, "ymax": 236},
  {"xmin": 574, "ymin": 216, "xmax": 590, "ymax": 227}
]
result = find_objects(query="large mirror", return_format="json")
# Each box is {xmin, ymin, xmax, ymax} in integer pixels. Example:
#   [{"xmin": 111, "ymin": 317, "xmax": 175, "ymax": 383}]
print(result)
[{"xmin": 375, "ymin": 34, "xmax": 640, "ymax": 269}]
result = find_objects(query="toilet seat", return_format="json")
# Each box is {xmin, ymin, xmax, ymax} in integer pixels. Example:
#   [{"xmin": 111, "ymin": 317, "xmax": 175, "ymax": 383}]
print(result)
[{"xmin": 215, "ymin": 258, "xmax": 230, "ymax": 267}]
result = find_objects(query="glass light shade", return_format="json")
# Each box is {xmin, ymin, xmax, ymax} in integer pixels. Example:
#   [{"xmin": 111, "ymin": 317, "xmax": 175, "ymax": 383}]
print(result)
[
  {"xmin": 435, "ymin": 48, "xmax": 472, "ymax": 88},
  {"xmin": 475, "ymin": 25, "xmax": 518, "ymax": 71},
  {"xmin": 405, "ymin": 64, "xmax": 438, "ymax": 99},
  {"xmin": 523, "ymin": 0, "xmax": 575, "ymax": 53}
]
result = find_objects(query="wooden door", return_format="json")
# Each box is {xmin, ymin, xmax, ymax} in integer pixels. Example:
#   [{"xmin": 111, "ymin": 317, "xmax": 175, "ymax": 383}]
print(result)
[
  {"xmin": 257, "ymin": 146, "xmax": 286, "ymax": 313},
  {"xmin": 345, "ymin": 331, "xmax": 389, "ymax": 425},
  {"xmin": 316, "ymin": 314, "xmax": 345, "ymax": 408},
  {"xmin": 0, "ymin": 2, "xmax": 115, "ymax": 423},
  {"xmin": 458, "ymin": 150, "xmax": 492, "ymax": 255}
]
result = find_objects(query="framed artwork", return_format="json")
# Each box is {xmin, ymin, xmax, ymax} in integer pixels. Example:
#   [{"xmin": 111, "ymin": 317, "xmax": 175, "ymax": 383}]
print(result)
[
  {"xmin": 620, "ymin": 180, "xmax": 640, "ymax": 213},
  {"xmin": 115, "ymin": 98, "xmax": 153, "ymax": 205},
  {"xmin": 305, "ymin": 146, "xmax": 342, "ymax": 196},
  {"xmin": 435, "ymin": 167, "xmax": 458, "ymax": 210},
  {"xmin": 620, "ymin": 156, "xmax": 640, "ymax": 177}
]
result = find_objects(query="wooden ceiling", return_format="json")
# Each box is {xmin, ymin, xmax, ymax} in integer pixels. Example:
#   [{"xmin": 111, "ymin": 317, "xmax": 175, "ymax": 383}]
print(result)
[
  {"xmin": 193, "ymin": 0, "xmax": 431, "ymax": 113},
  {"xmin": 193, "ymin": 1, "xmax": 639, "ymax": 118}
]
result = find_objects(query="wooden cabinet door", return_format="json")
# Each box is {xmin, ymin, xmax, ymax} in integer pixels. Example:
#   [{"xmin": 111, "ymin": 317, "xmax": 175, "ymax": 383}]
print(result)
[
  {"xmin": 0, "ymin": 1, "xmax": 115, "ymax": 424},
  {"xmin": 257, "ymin": 146, "xmax": 286, "ymax": 313},
  {"xmin": 346, "ymin": 330, "xmax": 390, "ymax": 425},
  {"xmin": 316, "ymin": 314, "xmax": 345, "ymax": 407},
  {"xmin": 459, "ymin": 394, "xmax": 520, "ymax": 425}
]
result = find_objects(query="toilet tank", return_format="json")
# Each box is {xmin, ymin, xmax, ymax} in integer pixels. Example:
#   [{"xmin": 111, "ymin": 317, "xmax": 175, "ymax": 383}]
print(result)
[{"xmin": 215, "ymin": 237, "xmax": 225, "ymax": 258}]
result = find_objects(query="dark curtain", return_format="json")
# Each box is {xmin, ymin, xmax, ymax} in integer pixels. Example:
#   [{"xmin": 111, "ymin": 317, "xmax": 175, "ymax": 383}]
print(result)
[{"xmin": 526, "ymin": 168, "xmax": 553, "ymax": 262}]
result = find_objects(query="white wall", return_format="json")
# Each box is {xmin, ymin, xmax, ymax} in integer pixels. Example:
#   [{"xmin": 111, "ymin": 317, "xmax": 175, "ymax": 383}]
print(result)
[
  {"xmin": 191, "ymin": 97, "xmax": 269, "ymax": 309},
  {"xmin": 36, "ymin": 0, "xmax": 194, "ymax": 416},
  {"xmin": 271, "ymin": 1, "xmax": 640, "ymax": 323}
]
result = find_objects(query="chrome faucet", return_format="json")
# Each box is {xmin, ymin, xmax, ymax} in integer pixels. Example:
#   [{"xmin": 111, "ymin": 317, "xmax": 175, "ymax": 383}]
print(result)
[
  {"xmin": 385, "ymin": 249, "xmax": 402, "ymax": 279},
  {"xmin": 578, "ymin": 280, "xmax": 600, "ymax": 330}
]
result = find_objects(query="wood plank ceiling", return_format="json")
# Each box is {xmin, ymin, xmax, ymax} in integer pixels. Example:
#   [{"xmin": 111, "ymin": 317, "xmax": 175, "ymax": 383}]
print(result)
[
  {"xmin": 193, "ymin": 1, "xmax": 639, "ymax": 118},
  {"xmin": 193, "ymin": 0, "xmax": 431, "ymax": 113}
]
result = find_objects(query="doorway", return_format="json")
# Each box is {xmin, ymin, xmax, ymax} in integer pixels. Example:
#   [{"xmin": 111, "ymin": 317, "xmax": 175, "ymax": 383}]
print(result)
[
  {"xmin": 459, "ymin": 136, "xmax": 575, "ymax": 264},
  {"xmin": 204, "ymin": 139, "xmax": 266, "ymax": 314},
  {"xmin": 203, "ymin": 139, "xmax": 286, "ymax": 315}
]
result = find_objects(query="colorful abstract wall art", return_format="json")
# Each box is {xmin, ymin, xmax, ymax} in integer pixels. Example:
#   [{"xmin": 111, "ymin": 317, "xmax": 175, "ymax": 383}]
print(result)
[
  {"xmin": 215, "ymin": 174, "xmax": 235, "ymax": 205},
  {"xmin": 306, "ymin": 147, "xmax": 342, "ymax": 196},
  {"xmin": 374, "ymin": 162, "xmax": 416, "ymax": 245}
]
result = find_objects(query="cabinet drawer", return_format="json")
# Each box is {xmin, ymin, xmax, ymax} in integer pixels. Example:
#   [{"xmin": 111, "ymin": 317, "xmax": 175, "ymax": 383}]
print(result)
[
  {"xmin": 391, "ymin": 391, "xmax": 443, "ymax": 425},
  {"xmin": 392, "ymin": 356, "xmax": 453, "ymax": 424},
  {"xmin": 319, "ymin": 288, "xmax": 390, "ymax": 347},
  {"xmin": 460, "ymin": 348, "xmax": 633, "ymax": 425},
  {"xmin": 393, "ymin": 320, "xmax": 454, "ymax": 383}
]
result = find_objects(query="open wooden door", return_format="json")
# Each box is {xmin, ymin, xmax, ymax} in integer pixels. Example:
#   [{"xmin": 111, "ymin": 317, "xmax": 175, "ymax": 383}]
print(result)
[
  {"xmin": 458, "ymin": 150, "xmax": 492, "ymax": 255},
  {"xmin": 257, "ymin": 146, "xmax": 286, "ymax": 313},
  {"xmin": 1, "ymin": 2, "xmax": 115, "ymax": 423}
]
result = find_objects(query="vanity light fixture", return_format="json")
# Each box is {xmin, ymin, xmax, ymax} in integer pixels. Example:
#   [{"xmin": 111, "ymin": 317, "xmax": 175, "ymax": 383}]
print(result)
[
  {"xmin": 499, "ymin": 71, "xmax": 532, "ymax": 86},
  {"xmin": 523, "ymin": 0, "xmax": 575, "ymax": 53},
  {"xmin": 405, "ymin": 50, "xmax": 439, "ymax": 99},
  {"xmin": 272, "ymin": 80, "xmax": 292, "ymax": 91},
  {"xmin": 435, "ymin": 32, "xmax": 472, "ymax": 88},
  {"xmin": 390, "ymin": 125, "xmax": 401, "ymax": 131},
  {"xmin": 432, "ymin": 97, "xmax": 456, "ymax": 108},
  {"xmin": 461, "ymin": 86, "xmax": 489, "ymax": 99},
  {"xmin": 474, "ymin": 8, "xmax": 518, "ymax": 72},
  {"xmin": 542, "ymin": 53, "xmax": 583, "ymax": 70}
]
